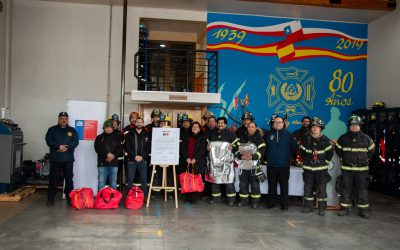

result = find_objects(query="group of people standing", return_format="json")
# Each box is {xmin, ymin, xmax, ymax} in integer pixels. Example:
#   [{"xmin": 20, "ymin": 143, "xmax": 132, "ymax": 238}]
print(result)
[{"xmin": 45, "ymin": 109, "xmax": 375, "ymax": 219}]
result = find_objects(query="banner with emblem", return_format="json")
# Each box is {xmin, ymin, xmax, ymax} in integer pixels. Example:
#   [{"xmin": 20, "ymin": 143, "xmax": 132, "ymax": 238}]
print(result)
[{"xmin": 207, "ymin": 13, "xmax": 367, "ymax": 139}]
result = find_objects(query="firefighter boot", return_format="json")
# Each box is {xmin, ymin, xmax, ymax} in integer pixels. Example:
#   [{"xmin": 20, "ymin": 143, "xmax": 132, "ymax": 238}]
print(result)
[
  {"xmin": 358, "ymin": 209, "xmax": 370, "ymax": 219},
  {"xmin": 318, "ymin": 201, "xmax": 327, "ymax": 216},
  {"xmin": 338, "ymin": 207, "xmax": 351, "ymax": 216},
  {"xmin": 302, "ymin": 200, "xmax": 313, "ymax": 213}
]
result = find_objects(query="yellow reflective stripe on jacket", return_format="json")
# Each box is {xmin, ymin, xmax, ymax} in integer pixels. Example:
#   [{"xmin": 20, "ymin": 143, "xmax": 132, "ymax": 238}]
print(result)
[
  {"xmin": 303, "ymin": 165, "xmax": 328, "ymax": 171},
  {"xmin": 300, "ymin": 145, "xmax": 312, "ymax": 153},
  {"xmin": 341, "ymin": 165, "xmax": 369, "ymax": 171},
  {"xmin": 258, "ymin": 143, "xmax": 266, "ymax": 149},
  {"xmin": 342, "ymin": 147, "xmax": 369, "ymax": 152},
  {"xmin": 239, "ymin": 193, "xmax": 249, "ymax": 198},
  {"xmin": 256, "ymin": 152, "xmax": 261, "ymax": 159},
  {"xmin": 368, "ymin": 143, "xmax": 375, "ymax": 151},
  {"xmin": 231, "ymin": 138, "xmax": 240, "ymax": 146},
  {"xmin": 336, "ymin": 143, "xmax": 342, "ymax": 149},
  {"xmin": 251, "ymin": 194, "xmax": 261, "ymax": 198},
  {"xmin": 212, "ymin": 193, "xmax": 221, "ymax": 197},
  {"xmin": 357, "ymin": 204, "xmax": 369, "ymax": 208},
  {"xmin": 304, "ymin": 196, "xmax": 314, "ymax": 201},
  {"xmin": 317, "ymin": 198, "xmax": 327, "ymax": 201},
  {"xmin": 324, "ymin": 145, "xmax": 333, "ymax": 151},
  {"xmin": 300, "ymin": 145, "xmax": 330, "ymax": 154},
  {"xmin": 226, "ymin": 193, "xmax": 236, "ymax": 197},
  {"xmin": 340, "ymin": 203, "xmax": 351, "ymax": 207}
]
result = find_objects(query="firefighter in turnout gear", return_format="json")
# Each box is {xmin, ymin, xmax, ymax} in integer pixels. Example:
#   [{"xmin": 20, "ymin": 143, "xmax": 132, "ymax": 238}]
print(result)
[
  {"xmin": 299, "ymin": 117, "xmax": 333, "ymax": 216},
  {"xmin": 235, "ymin": 111, "xmax": 255, "ymax": 139},
  {"xmin": 336, "ymin": 115, "xmax": 375, "ymax": 219},
  {"xmin": 208, "ymin": 117, "xmax": 239, "ymax": 206},
  {"xmin": 235, "ymin": 122, "xmax": 266, "ymax": 209}
]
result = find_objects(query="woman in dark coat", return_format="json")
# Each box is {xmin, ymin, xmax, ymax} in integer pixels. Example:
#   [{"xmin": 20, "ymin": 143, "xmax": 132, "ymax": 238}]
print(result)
[{"xmin": 180, "ymin": 121, "xmax": 207, "ymax": 204}]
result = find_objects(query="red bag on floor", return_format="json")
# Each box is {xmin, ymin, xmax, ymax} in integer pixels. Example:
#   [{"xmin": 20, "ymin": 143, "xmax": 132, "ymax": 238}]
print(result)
[
  {"xmin": 69, "ymin": 187, "xmax": 94, "ymax": 209},
  {"xmin": 125, "ymin": 186, "xmax": 144, "ymax": 210},
  {"xmin": 179, "ymin": 164, "xmax": 204, "ymax": 194},
  {"xmin": 95, "ymin": 187, "xmax": 122, "ymax": 209}
]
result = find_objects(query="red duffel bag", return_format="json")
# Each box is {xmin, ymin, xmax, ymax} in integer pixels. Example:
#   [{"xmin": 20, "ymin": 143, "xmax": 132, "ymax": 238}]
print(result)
[
  {"xmin": 179, "ymin": 164, "xmax": 204, "ymax": 194},
  {"xmin": 69, "ymin": 187, "xmax": 95, "ymax": 209},
  {"xmin": 95, "ymin": 187, "xmax": 122, "ymax": 209},
  {"xmin": 125, "ymin": 186, "xmax": 144, "ymax": 210}
]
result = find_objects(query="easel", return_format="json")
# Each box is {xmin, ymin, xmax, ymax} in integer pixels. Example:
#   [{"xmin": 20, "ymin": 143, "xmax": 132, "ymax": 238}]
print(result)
[{"xmin": 146, "ymin": 164, "xmax": 179, "ymax": 208}]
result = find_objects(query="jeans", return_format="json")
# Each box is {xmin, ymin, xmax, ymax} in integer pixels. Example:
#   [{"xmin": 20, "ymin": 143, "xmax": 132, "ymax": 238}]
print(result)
[
  {"xmin": 48, "ymin": 161, "xmax": 74, "ymax": 202},
  {"xmin": 98, "ymin": 166, "xmax": 118, "ymax": 191},
  {"xmin": 127, "ymin": 161, "xmax": 148, "ymax": 197}
]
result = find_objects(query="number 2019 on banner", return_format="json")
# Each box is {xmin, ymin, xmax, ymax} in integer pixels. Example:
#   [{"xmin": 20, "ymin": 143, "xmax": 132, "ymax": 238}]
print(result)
[{"xmin": 212, "ymin": 29, "xmax": 246, "ymax": 44}]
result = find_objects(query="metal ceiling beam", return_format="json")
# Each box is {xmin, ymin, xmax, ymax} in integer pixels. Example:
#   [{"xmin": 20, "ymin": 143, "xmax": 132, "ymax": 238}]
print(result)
[{"xmin": 240, "ymin": 0, "xmax": 397, "ymax": 10}]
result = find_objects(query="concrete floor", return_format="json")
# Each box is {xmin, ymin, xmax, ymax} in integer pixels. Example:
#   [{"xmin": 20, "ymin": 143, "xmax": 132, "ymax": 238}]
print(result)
[{"xmin": 1, "ymin": 190, "xmax": 400, "ymax": 250}]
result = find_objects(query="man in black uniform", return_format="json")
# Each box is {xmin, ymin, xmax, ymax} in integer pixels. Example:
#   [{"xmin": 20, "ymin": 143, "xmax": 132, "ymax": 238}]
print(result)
[
  {"xmin": 125, "ymin": 117, "xmax": 151, "ymax": 198},
  {"xmin": 336, "ymin": 115, "xmax": 375, "ymax": 218},
  {"xmin": 235, "ymin": 111, "xmax": 255, "ymax": 139},
  {"xmin": 236, "ymin": 122, "xmax": 266, "ymax": 208},
  {"xmin": 293, "ymin": 116, "xmax": 311, "ymax": 141},
  {"xmin": 111, "ymin": 114, "xmax": 125, "ymax": 189},
  {"xmin": 45, "ymin": 112, "xmax": 79, "ymax": 206},
  {"xmin": 208, "ymin": 117, "xmax": 239, "ymax": 206},
  {"xmin": 299, "ymin": 117, "xmax": 333, "ymax": 216}
]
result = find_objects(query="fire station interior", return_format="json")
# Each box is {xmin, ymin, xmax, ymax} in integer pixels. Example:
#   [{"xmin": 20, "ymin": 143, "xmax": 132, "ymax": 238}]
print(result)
[{"xmin": 1, "ymin": 0, "xmax": 400, "ymax": 249}]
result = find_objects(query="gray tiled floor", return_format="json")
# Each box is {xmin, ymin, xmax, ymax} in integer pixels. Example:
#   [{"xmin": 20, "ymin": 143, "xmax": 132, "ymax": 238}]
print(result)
[{"xmin": 1, "ymin": 190, "xmax": 400, "ymax": 249}]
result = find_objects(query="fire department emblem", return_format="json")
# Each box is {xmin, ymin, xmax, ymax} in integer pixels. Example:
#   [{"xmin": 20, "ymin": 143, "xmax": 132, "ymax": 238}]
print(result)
[{"xmin": 266, "ymin": 66, "xmax": 315, "ymax": 117}]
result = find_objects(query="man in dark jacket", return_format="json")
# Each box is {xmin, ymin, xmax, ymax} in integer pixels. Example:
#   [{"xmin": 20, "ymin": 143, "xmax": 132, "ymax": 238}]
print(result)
[
  {"xmin": 336, "ymin": 115, "xmax": 375, "ymax": 218},
  {"xmin": 293, "ymin": 116, "xmax": 311, "ymax": 141},
  {"xmin": 236, "ymin": 122, "xmax": 266, "ymax": 208},
  {"xmin": 299, "ymin": 117, "xmax": 333, "ymax": 216},
  {"xmin": 208, "ymin": 117, "xmax": 239, "ymax": 206},
  {"xmin": 123, "ymin": 111, "xmax": 139, "ymax": 136},
  {"xmin": 263, "ymin": 116, "xmax": 297, "ymax": 211},
  {"xmin": 94, "ymin": 119, "xmax": 122, "ymax": 191},
  {"xmin": 125, "ymin": 117, "xmax": 151, "ymax": 197},
  {"xmin": 45, "ymin": 112, "xmax": 79, "ymax": 206}
]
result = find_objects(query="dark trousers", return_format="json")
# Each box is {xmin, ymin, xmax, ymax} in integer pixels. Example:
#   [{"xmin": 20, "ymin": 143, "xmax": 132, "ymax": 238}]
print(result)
[
  {"xmin": 211, "ymin": 183, "xmax": 236, "ymax": 203},
  {"xmin": 267, "ymin": 166, "xmax": 290, "ymax": 208},
  {"xmin": 48, "ymin": 161, "xmax": 74, "ymax": 202},
  {"xmin": 127, "ymin": 161, "xmax": 148, "ymax": 197},
  {"xmin": 303, "ymin": 170, "xmax": 330, "ymax": 209},
  {"xmin": 340, "ymin": 170, "xmax": 369, "ymax": 210},
  {"xmin": 239, "ymin": 169, "xmax": 261, "ymax": 204}
]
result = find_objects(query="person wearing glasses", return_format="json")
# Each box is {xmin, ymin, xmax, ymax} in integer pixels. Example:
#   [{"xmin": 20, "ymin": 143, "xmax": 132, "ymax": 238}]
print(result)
[{"xmin": 263, "ymin": 116, "xmax": 297, "ymax": 211}]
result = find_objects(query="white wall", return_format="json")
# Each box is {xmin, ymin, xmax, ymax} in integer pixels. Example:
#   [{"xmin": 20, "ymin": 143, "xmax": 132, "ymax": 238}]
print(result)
[
  {"xmin": 367, "ymin": 8, "xmax": 400, "ymax": 108},
  {"xmin": 10, "ymin": 0, "xmax": 206, "ymax": 160},
  {"xmin": 11, "ymin": 0, "xmax": 110, "ymax": 160}
]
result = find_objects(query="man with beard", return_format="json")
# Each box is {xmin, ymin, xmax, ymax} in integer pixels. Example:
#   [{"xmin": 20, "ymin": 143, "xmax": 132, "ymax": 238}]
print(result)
[
  {"xmin": 293, "ymin": 116, "xmax": 311, "ymax": 141},
  {"xmin": 125, "ymin": 117, "xmax": 151, "ymax": 198},
  {"xmin": 208, "ymin": 117, "xmax": 239, "ymax": 206}
]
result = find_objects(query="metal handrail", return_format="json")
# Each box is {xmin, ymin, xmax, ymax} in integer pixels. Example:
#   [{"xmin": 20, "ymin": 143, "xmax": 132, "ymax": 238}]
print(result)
[{"xmin": 134, "ymin": 48, "xmax": 218, "ymax": 93}]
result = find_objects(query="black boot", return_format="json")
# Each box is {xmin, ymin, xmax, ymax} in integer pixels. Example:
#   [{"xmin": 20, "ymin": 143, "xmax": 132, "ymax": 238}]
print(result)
[
  {"xmin": 318, "ymin": 201, "xmax": 327, "ymax": 216},
  {"xmin": 358, "ymin": 209, "xmax": 370, "ymax": 219},
  {"xmin": 302, "ymin": 200, "xmax": 313, "ymax": 213},
  {"xmin": 338, "ymin": 207, "xmax": 351, "ymax": 216}
]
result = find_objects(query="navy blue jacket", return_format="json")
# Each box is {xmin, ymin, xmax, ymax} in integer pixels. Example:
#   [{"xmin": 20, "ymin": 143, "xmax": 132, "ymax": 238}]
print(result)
[
  {"xmin": 45, "ymin": 125, "xmax": 79, "ymax": 162},
  {"xmin": 263, "ymin": 128, "xmax": 297, "ymax": 167}
]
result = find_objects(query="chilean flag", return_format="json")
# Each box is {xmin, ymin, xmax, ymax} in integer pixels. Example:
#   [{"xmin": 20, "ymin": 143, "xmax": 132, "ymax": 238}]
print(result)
[
  {"xmin": 277, "ymin": 21, "xmax": 305, "ymax": 63},
  {"xmin": 233, "ymin": 95, "xmax": 239, "ymax": 110}
]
